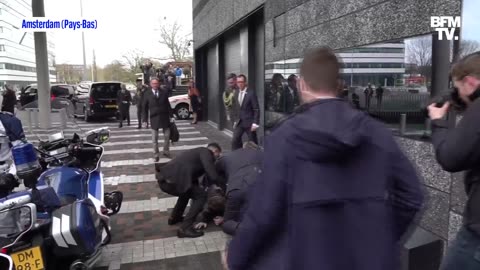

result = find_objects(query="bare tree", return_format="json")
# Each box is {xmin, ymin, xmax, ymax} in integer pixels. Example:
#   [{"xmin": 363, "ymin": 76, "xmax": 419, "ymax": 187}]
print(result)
[
  {"xmin": 406, "ymin": 36, "xmax": 432, "ymax": 83},
  {"xmin": 158, "ymin": 20, "xmax": 192, "ymax": 61},
  {"xmin": 459, "ymin": 40, "xmax": 480, "ymax": 58},
  {"xmin": 122, "ymin": 49, "xmax": 146, "ymax": 74}
]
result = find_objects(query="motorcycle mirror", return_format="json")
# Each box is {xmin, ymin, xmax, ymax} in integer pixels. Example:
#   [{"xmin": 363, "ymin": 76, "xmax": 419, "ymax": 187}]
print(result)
[
  {"xmin": 0, "ymin": 203, "xmax": 37, "ymax": 249},
  {"xmin": 0, "ymin": 253, "xmax": 13, "ymax": 270},
  {"xmin": 85, "ymin": 128, "xmax": 110, "ymax": 145}
]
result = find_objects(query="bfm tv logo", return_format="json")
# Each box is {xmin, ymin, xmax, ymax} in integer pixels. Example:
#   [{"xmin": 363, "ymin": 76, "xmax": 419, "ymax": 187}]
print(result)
[{"xmin": 431, "ymin": 16, "xmax": 461, "ymax": 40}]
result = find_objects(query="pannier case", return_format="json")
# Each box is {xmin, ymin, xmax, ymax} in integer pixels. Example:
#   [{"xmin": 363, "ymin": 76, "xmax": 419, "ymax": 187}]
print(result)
[{"xmin": 50, "ymin": 199, "xmax": 102, "ymax": 256}]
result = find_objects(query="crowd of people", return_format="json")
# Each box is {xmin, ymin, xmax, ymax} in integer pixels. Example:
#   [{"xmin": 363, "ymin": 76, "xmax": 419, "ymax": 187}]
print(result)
[{"xmin": 150, "ymin": 48, "xmax": 480, "ymax": 270}]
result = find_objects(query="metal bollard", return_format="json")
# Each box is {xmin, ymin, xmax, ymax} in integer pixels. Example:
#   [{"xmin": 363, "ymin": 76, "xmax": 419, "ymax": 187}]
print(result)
[
  {"xmin": 26, "ymin": 108, "xmax": 33, "ymax": 134},
  {"xmin": 59, "ymin": 108, "xmax": 67, "ymax": 129},
  {"xmin": 400, "ymin": 114, "xmax": 407, "ymax": 136},
  {"xmin": 33, "ymin": 108, "xmax": 39, "ymax": 128},
  {"xmin": 425, "ymin": 118, "xmax": 432, "ymax": 133}
]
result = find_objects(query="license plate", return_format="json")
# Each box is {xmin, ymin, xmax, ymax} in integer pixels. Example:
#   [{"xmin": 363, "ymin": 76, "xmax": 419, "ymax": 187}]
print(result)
[
  {"xmin": 105, "ymin": 105, "xmax": 117, "ymax": 109},
  {"xmin": 11, "ymin": 246, "xmax": 45, "ymax": 270}
]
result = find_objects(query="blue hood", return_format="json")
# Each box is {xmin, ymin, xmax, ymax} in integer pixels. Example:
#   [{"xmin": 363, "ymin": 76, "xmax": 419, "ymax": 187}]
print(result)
[{"xmin": 286, "ymin": 99, "xmax": 368, "ymax": 162}]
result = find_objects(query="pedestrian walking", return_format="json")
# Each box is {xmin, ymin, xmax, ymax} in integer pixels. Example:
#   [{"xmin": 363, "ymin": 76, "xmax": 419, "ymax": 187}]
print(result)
[
  {"xmin": 223, "ymin": 73, "xmax": 237, "ymax": 125},
  {"xmin": 226, "ymin": 47, "xmax": 424, "ymax": 270},
  {"xmin": 231, "ymin": 74, "xmax": 260, "ymax": 150},
  {"xmin": 188, "ymin": 80, "xmax": 201, "ymax": 124},
  {"xmin": 134, "ymin": 79, "xmax": 148, "ymax": 129},
  {"xmin": 364, "ymin": 83, "xmax": 374, "ymax": 110},
  {"xmin": 117, "ymin": 84, "xmax": 132, "ymax": 128},
  {"xmin": 143, "ymin": 77, "xmax": 174, "ymax": 161},
  {"xmin": 156, "ymin": 143, "xmax": 223, "ymax": 238},
  {"xmin": 428, "ymin": 52, "xmax": 480, "ymax": 270},
  {"xmin": 1, "ymin": 85, "xmax": 16, "ymax": 114},
  {"xmin": 376, "ymin": 85, "xmax": 384, "ymax": 109}
]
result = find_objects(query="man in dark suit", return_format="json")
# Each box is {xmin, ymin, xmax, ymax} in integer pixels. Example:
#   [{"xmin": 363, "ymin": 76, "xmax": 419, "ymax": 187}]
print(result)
[
  {"xmin": 216, "ymin": 141, "xmax": 263, "ymax": 235},
  {"xmin": 279, "ymin": 74, "xmax": 300, "ymax": 114},
  {"xmin": 231, "ymin": 74, "xmax": 260, "ymax": 150},
  {"xmin": 143, "ymin": 77, "xmax": 174, "ymax": 161},
  {"xmin": 117, "ymin": 84, "xmax": 132, "ymax": 128},
  {"xmin": 156, "ymin": 143, "xmax": 223, "ymax": 238}
]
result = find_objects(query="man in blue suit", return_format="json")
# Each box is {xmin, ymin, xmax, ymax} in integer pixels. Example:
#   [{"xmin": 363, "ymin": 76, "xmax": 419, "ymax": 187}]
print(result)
[
  {"xmin": 231, "ymin": 74, "xmax": 260, "ymax": 150},
  {"xmin": 226, "ymin": 47, "xmax": 424, "ymax": 270}
]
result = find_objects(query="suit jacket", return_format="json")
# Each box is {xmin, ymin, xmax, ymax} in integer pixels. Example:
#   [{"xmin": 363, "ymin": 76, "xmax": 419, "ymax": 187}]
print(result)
[
  {"xmin": 232, "ymin": 88, "xmax": 260, "ymax": 128},
  {"xmin": 143, "ymin": 86, "xmax": 173, "ymax": 130},
  {"xmin": 216, "ymin": 148, "xmax": 263, "ymax": 236},
  {"xmin": 158, "ymin": 147, "xmax": 220, "ymax": 194}
]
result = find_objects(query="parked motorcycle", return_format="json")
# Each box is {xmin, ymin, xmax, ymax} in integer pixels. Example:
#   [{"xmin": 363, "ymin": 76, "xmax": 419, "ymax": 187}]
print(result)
[{"xmin": 0, "ymin": 99, "xmax": 123, "ymax": 270}]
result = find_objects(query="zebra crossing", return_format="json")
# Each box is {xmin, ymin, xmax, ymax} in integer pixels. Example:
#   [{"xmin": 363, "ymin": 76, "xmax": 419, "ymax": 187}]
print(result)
[{"xmin": 23, "ymin": 117, "xmax": 231, "ymax": 270}]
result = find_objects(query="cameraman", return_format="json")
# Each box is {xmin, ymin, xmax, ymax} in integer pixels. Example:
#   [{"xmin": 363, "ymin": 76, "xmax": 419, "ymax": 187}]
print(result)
[{"xmin": 428, "ymin": 52, "xmax": 480, "ymax": 270}]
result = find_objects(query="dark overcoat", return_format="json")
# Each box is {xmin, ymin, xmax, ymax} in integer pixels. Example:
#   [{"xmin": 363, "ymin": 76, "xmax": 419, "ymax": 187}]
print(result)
[{"xmin": 143, "ymin": 86, "xmax": 173, "ymax": 130}]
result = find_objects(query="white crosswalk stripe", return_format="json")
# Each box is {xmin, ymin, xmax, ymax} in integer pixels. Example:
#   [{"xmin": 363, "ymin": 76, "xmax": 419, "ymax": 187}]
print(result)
[
  {"xmin": 28, "ymin": 126, "xmax": 195, "ymax": 134},
  {"xmin": 103, "ymin": 144, "xmax": 207, "ymax": 155},
  {"xmin": 103, "ymin": 137, "xmax": 208, "ymax": 146},
  {"xmin": 119, "ymin": 197, "xmax": 190, "ymax": 214},
  {"xmin": 26, "ymin": 131, "xmax": 202, "ymax": 141},
  {"xmin": 102, "ymin": 158, "xmax": 171, "ymax": 168},
  {"xmin": 104, "ymin": 174, "xmax": 156, "ymax": 185}
]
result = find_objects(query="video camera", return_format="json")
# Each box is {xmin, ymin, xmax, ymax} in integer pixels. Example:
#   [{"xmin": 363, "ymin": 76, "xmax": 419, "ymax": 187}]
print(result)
[{"xmin": 423, "ymin": 87, "xmax": 467, "ymax": 118}]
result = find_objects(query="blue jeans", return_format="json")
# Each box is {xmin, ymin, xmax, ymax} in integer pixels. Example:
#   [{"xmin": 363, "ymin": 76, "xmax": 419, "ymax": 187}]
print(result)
[{"xmin": 441, "ymin": 226, "xmax": 480, "ymax": 270}]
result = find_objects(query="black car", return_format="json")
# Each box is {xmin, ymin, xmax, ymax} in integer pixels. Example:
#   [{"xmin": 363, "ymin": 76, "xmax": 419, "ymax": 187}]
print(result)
[
  {"xmin": 19, "ymin": 84, "xmax": 74, "ymax": 106},
  {"xmin": 72, "ymin": 82, "xmax": 121, "ymax": 121}
]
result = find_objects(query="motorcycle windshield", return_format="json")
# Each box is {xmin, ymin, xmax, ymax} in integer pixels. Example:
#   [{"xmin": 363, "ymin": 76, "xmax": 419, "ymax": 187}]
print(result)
[{"xmin": 16, "ymin": 98, "xmax": 84, "ymax": 143}]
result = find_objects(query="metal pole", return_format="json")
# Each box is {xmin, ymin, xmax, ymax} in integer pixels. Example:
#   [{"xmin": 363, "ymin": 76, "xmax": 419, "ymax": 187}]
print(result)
[
  {"xmin": 80, "ymin": 0, "xmax": 87, "ymax": 81},
  {"xmin": 400, "ymin": 114, "xmax": 407, "ymax": 136},
  {"xmin": 32, "ymin": 0, "xmax": 51, "ymax": 129}
]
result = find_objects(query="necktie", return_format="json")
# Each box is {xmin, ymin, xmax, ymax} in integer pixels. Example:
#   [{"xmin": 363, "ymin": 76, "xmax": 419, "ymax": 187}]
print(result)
[
  {"xmin": 239, "ymin": 91, "xmax": 245, "ymax": 106},
  {"xmin": 155, "ymin": 89, "xmax": 159, "ymax": 98}
]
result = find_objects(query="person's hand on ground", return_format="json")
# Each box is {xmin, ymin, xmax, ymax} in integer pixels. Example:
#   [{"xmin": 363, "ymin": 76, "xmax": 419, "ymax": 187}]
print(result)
[
  {"xmin": 214, "ymin": 216, "xmax": 224, "ymax": 226},
  {"xmin": 194, "ymin": 222, "xmax": 207, "ymax": 230}
]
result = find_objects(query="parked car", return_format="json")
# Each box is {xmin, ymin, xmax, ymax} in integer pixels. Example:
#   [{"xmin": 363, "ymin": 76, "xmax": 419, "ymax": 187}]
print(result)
[
  {"xmin": 169, "ymin": 94, "xmax": 192, "ymax": 120},
  {"xmin": 19, "ymin": 84, "xmax": 75, "ymax": 106},
  {"xmin": 72, "ymin": 82, "xmax": 121, "ymax": 121}
]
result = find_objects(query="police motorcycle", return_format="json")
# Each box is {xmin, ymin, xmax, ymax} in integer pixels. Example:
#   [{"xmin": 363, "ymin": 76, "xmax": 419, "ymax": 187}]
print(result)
[{"xmin": 0, "ymin": 98, "xmax": 123, "ymax": 270}]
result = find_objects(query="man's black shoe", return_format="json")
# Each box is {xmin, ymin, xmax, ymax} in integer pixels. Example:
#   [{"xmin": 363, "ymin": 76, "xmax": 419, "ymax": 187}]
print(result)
[
  {"xmin": 137, "ymin": 126, "xmax": 142, "ymax": 129},
  {"xmin": 177, "ymin": 228, "xmax": 204, "ymax": 238},
  {"xmin": 168, "ymin": 217, "xmax": 184, "ymax": 225}
]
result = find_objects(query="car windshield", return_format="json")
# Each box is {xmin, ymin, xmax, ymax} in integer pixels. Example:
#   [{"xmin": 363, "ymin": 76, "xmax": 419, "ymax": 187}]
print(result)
[
  {"xmin": 51, "ymin": 85, "xmax": 71, "ymax": 96},
  {"xmin": 91, "ymin": 83, "xmax": 121, "ymax": 99}
]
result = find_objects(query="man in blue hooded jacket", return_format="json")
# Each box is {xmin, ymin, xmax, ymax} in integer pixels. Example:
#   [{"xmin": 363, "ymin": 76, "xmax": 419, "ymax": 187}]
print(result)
[{"xmin": 226, "ymin": 47, "xmax": 424, "ymax": 270}]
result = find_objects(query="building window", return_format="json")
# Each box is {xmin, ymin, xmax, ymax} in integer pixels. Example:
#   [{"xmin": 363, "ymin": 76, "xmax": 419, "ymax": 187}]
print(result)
[
  {"xmin": 0, "ymin": 45, "xmax": 5, "ymax": 51},
  {"xmin": 0, "ymin": 27, "xmax": 3, "ymax": 33},
  {"xmin": 0, "ymin": 63, "xmax": 4, "ymax": 69}
]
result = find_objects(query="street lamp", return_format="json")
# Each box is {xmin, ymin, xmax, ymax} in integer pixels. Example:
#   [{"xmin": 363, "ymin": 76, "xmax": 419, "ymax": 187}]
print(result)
[{"xmin": 80, "ymin": 0, "xmax": 87, "ymax": 81}]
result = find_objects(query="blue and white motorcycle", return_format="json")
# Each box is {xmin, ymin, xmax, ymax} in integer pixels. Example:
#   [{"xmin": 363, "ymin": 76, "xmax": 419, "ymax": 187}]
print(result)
[{"xmin": 0, "ymin": 99, "xmax": 123, "ymax": 270}]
